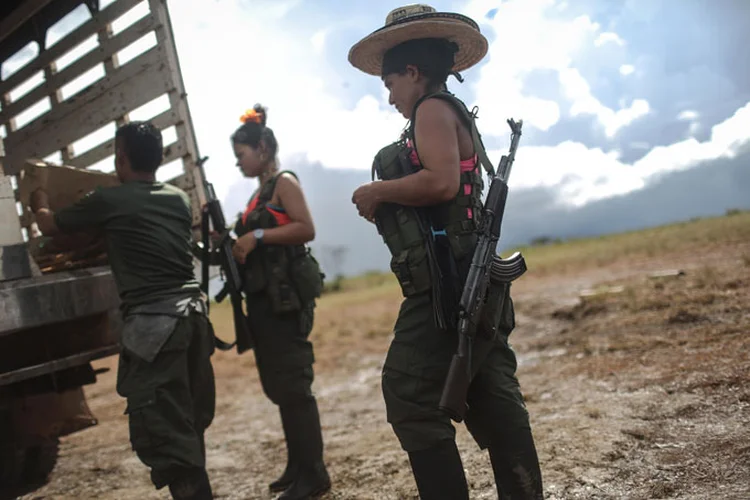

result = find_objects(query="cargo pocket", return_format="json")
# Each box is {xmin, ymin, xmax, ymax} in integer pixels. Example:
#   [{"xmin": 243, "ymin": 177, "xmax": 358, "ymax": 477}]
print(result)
[
  {"xmin": 125, "ymin": 389, "xmax": 169, "ymax": 452},
  {"xmin": 390, "ymin": 245, "xmax": 432, "ymax": 297}
]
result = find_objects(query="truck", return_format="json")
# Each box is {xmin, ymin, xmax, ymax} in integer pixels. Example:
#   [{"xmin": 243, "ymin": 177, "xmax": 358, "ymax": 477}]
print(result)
[{"xmin": 0, "ymin": 0, "xmax": 210, "ymax": 489}]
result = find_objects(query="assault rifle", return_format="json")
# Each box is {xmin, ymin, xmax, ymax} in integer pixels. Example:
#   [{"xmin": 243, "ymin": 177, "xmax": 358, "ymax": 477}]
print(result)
[
  {"xmin": 195, "ymin": 156, "xmax": 255, "ymax": 354},
  {"xmin": 438, "ymin": 119, "xmax": 527, "ymax": 422}
]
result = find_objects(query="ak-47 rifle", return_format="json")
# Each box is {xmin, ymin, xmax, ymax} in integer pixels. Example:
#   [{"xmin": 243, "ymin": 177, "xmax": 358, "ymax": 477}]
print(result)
[
  {"xmin": 195, "ymin": 156, "xmax": 255, "ymax": 354},
  {"xmin": 438, "ymin": 119, "xmax": 526, "ymax": 422}
]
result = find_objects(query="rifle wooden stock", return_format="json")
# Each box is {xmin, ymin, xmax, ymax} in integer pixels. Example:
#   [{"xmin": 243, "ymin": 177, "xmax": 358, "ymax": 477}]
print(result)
[{"xmin": 439, "ymin": 318, "xmax": 472, "ymax": 422}]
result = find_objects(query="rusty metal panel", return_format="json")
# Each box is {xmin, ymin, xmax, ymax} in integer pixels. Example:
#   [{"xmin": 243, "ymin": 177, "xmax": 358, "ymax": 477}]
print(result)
[{"xmin": 0, "ymin": 266, "xmax": 120, "ymax": 334}]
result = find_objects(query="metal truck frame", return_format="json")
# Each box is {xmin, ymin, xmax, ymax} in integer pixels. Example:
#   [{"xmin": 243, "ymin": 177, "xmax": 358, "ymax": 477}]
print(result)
[{"xmin": 0, "ymin": 0, "xmax": 207, "ymax": 489}]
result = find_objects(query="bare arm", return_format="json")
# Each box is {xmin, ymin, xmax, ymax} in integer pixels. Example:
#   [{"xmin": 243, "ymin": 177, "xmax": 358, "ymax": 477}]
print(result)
[
  {"xmin": 262, "ymin": 173, "xmax": 315, "ymax": 245},
  {"xmin": 34, "ymin": 208, "xmax": 61, "ymax": 235},
  {"xmin": 377, "ymin": 99, "xmax": 461, "ymax": 206},
  {"xmin": 30, "ymin": 190, "xmax": 61, "ymax": 235}
]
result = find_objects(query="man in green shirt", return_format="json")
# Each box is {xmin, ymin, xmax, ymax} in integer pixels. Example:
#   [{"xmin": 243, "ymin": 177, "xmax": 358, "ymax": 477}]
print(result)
[{"xmin": 31, "ymin": 122, "xmax": 216, "ymax": 500}]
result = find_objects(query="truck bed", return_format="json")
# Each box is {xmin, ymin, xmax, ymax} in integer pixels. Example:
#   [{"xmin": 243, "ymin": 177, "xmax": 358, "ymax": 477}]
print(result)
[{"xmin": 0, "ymin": 265, "xmax": 120, "ymax": 335}]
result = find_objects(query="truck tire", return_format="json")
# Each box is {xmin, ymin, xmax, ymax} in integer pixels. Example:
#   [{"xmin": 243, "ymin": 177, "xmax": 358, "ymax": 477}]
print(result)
[
  {"xmin": 0, "ymin": 438, "xmax": 59, "ymax": 490},
  {"xmin": 23, "ymin": 438, "xmax": 60, "ymax": 484},
  {"xmin": 0, "ymin": 443, "xmax": 27, "ymax": 488}
]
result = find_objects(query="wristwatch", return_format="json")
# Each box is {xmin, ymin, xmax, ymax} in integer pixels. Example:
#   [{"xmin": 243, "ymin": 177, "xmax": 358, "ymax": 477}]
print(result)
[{"xmin": 253, "ymin": 228, "xmax": 264, "ymax": 245}]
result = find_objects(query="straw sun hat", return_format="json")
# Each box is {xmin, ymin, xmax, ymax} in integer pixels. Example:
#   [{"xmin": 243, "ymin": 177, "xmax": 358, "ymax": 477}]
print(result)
[{"xmin": 348, "ymin": 4, "xmax": 488, "ymax": 76}]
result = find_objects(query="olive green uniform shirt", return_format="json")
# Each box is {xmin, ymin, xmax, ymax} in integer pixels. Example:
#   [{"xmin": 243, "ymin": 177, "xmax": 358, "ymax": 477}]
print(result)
[{"xmin": 54, "ymin": 180, "xmax": 200, "ymax": 311}]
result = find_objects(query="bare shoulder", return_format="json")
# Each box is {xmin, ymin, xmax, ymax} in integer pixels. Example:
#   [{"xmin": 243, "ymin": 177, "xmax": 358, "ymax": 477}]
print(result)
[
  {"xmin": 415, "ymin": 97, "xmax": 459, "ymax": 124},
  {"xmin": 275, "ymin": 172, "xmax": 304, "ymax": 202},
  {"xmin": 276, "ymin": 172, "xmax": 301, "ymax": 190}
]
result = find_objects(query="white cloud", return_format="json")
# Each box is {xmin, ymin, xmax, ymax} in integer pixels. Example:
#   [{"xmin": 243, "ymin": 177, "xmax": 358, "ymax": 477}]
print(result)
[
  {"xmin": 619, "ymin": 64, "xmax": 635, "ymax": 76},
  {"xmin": 677, "ymin": 110, "xmax": 699, "ymax": 121},
  {"xmin": 166, "ymin": 0, "xmax": 405, "ymax": 201},
  {"xmin": 311, "ymin": 29, "xmax": 328, "ymax": 54},
  {"xmin": 560, "ymin": 68, "xmax": 650, "ymax": 137},
  {"xmin": 492, "ymin": 100, "xmax": 750, "ymax": 206},
  {"xmin": 676, "ymin": 110, "xmax": 701, "ymax": 137},
  {"xmin": 463, "ymin": 0, "xmax": 647, "ymax": 139},
  {"xmin": 594, "ymin": 32, "xmax": 625, "ymax": 47}
]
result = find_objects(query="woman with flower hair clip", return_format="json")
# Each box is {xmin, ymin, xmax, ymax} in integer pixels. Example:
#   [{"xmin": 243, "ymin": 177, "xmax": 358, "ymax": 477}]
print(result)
[{"xmin": 229, "ymin": 104, "xmax": 331, "ymax": 499}]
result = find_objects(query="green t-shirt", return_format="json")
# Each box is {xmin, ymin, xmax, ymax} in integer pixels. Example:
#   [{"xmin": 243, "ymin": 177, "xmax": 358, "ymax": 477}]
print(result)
[{"xmin": 54, "ymin": 180, "xmax": 200, "ymax": 310}]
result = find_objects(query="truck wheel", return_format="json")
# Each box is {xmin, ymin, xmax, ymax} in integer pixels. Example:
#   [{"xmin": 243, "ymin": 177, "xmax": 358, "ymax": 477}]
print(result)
[
  {"xmin": 23, "ymin": 438, "xmax": 60, "ymax": 484},
  {"xmin": 0, "ymin": 438, "xmax": 59, "ymax": 489},
  {"xmin": 0, "ymin": 443, "xmax": 27, "ymax": 488}
]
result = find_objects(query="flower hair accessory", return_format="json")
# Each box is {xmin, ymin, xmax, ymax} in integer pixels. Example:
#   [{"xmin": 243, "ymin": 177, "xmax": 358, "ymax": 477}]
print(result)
[{"xmin": 240, "ymin": 109, "xmax": 263, "ymax": 124}]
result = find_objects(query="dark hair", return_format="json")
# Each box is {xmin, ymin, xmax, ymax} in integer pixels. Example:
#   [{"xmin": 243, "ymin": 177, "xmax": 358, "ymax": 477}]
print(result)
[
  {"xmin": 381, "ymin": 38, "xmax": 461, "ymax": 89},
  {"xmin": 231, "ymin": 103, "xmax": 278, "ymax": 159},
  {"xmin": 114, "ymin": 121, "xmax": 163, "ymax": 173}
]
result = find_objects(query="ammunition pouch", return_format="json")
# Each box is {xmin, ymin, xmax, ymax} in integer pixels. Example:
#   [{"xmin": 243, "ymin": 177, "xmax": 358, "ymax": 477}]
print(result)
[
  {"xmin": 390, "ymin": 244, "xmax": 432, "ymax": 297},
  {"xmin": 289, "ymin": 248, "xmax": 325, "ymax": 305},
  {"xmin": 264, "ymin": 245, "xmax": 301, "ymax": 314},
  {"xmin": 244, "ymin": 245, "xmax": 324, "ymax": 314}
]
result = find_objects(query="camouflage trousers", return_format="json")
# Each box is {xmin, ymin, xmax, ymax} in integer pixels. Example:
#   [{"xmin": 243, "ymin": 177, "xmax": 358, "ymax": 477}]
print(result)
[{"xmin": 116, "ymin": 311, "xmax": 216, "ymax": 489}]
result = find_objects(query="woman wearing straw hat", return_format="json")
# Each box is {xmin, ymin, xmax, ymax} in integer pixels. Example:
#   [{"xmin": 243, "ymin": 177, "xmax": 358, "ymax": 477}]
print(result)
[{"xmin": 349, "ymin": 5, "xmax": 543, "ymax": 499}]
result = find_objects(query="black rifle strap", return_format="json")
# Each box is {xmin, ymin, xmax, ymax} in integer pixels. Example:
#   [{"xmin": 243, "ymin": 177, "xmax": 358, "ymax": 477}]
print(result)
[
  {"xmin": 256, "ymin": 170, "xmax": 299, "ymax": 208},
  {"xmin": 200, "ymin": 205, "xmax": 210, "ymax": 300}
]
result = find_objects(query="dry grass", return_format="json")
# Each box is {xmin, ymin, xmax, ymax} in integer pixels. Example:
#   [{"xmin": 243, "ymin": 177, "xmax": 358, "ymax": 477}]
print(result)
[{"xmin": 507, "ymin": 210, "xmax": 750, "ymax": 275}]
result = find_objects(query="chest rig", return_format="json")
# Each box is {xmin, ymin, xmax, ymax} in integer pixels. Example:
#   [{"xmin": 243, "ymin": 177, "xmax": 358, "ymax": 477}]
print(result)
[
  {"xmin": 235, "ymin": 171, "xmax": 324, "ymax": 314},
  {"xmin": 371, "ymin": 91, "xmax": 496, "ymax": 325}
]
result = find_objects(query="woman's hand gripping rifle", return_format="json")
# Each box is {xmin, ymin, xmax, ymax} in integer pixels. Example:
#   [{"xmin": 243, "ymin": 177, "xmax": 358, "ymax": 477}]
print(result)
[{"xmin": 438, "ymin": 119, "xmax": 527, "ymax": 422}]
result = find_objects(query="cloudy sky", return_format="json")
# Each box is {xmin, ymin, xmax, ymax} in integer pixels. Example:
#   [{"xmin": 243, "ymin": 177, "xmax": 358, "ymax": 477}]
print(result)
[
  {"xmin": 172, "ymin": 0, "xmax": 750, "ymax": 275},
  {"xmin": 164, "ymin": 0, "xmax": 750, "ymax": 203},
  {"xmin": 3, "ymin": 0, "xmax": 749, "ymax": 276}
]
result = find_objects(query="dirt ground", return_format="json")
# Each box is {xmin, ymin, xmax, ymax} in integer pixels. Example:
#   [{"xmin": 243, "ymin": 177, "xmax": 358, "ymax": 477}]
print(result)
[{"xmin": 10, "ymin": 241, "xmax": 750, "ymax": 499}]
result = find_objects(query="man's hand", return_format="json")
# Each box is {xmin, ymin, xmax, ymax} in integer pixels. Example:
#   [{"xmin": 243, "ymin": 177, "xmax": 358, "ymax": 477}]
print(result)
[
  {"xmin": 28, "ymin": 188, "xmax": 61, "ymax": 236},
  {"xmin": 352, "ymin": 182, "xmax": 382, "ymax": 223},
  {"xmin": 232, "ymin": 232, "xmax": 257, "ymax": 264},
  {"xmin": 30, "ymin": 188, "xmax": 50, "ymax": 213}
]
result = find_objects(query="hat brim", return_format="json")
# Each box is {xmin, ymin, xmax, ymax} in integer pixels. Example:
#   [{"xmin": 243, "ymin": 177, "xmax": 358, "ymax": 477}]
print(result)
[{"xmin": 348, "ymin": 17, "xmax": 489, "ymax": 77}]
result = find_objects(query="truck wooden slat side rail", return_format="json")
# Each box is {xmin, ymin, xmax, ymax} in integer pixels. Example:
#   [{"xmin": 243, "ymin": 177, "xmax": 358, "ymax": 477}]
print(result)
[{"xmin": 0, "ymin": 0, "xmax": 208, "ymax": 489}]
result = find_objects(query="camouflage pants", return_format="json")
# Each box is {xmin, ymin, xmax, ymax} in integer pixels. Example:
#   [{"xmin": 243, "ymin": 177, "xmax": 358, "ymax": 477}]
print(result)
[
  {"xmin": 381, "ymin": 292, "xmax": 532, "ymax": 452},
  {"xmin": 116, "ymin": 312, "xmax": 216, "ymax": 489}
]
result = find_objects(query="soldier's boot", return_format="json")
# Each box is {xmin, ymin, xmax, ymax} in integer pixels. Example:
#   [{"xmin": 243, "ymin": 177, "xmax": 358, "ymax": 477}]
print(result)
[
  {"xmin": 407, "ymin": 439, "xmax": 469, "ymax": 500},
  {"xmin": 168, "ymin": 467, "xmax": 213, "ymax": 500},
  {"xmin": 270, "ymin": 406, "xmax": 301, "ymax": 492},
  {"xmin": 277, "ymin": 400, "xmax": 331, "ymax": 500},
  {"xmin": 488, "ymin": 429, "xmax": 544, "ymax": 500}
]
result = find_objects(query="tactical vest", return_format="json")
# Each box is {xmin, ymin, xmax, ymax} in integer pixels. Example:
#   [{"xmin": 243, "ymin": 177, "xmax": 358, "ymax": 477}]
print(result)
[
  {"xmin": 371, "ymin": 91, "xmax": 496, "ymax": 301},
  {"xmin": 235, "ymin": 171, "xmax": 324, "ymax": 313}
]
